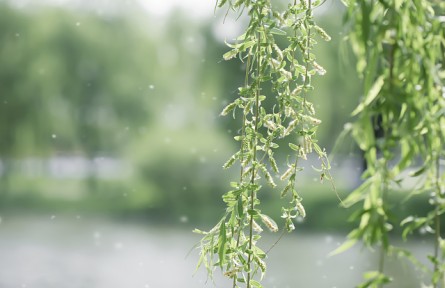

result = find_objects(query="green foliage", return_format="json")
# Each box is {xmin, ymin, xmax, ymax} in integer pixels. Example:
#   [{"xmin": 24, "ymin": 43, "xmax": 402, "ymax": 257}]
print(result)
[
  {"xmin": 0, "ymin": 4, "xmax": 152, "ymax": 158},
  {"xmin": 340, "ymin": 0, "xmax": 445, "ymax": 286},
  {"xmin": 0, "ymin": 3, "xmax": 193, "ymax": 209},
  {"xmin": 196, "ymin": 0, "xmax": 333, "ymax": 286}
]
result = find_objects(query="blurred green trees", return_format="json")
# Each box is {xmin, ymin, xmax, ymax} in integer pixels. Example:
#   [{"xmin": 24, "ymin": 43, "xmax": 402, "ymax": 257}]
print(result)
[
  {"xmin": 0, "ymin": 3, "xmax": 155, "ymax": 204},
  {"xmin": 0, "ymin": 2, "xmax": 361, "ymax": 224}
]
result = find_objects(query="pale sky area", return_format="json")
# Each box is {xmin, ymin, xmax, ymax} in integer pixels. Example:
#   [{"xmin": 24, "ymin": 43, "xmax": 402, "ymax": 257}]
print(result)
[
  {"xmin": 7, "ymin": 0, "xmax": 240, "ymax": 40},
  {"xmin": 138, "ymin": 0, "xmax": 215, "ymax": 18},
  {"xmin": 8, "ymin": 0, "xmax": 216, "ymax": 18}
]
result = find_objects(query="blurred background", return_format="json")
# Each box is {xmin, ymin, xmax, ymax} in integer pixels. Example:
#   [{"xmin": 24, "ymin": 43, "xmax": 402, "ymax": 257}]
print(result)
[{"xmin": 0, "ymin": 0, "xmax": 435, "ymax": 287}]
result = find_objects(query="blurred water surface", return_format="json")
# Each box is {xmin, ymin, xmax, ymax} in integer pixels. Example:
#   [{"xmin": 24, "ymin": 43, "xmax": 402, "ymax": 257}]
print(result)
[{"xmin": 0, "ymin": 215, "xmax": 433, "ymax": 288}]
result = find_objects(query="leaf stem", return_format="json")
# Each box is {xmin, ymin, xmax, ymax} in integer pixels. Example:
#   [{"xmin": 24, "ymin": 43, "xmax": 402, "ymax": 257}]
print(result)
[
  {"xmin": 232, "ymin": 48, "xmax": 252, "ymax": 288},
  {"xmin": 246, "ymin": 21, "xmax": 262, "ymax": 288},
  {"xmin": 434, "ymin": 155, "xmax": 442, "ymax": 288}
]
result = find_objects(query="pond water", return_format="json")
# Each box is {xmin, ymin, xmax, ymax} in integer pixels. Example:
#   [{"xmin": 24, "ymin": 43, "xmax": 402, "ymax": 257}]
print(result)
[{"xmin": 0, "ymin": 215, "xmax": 434, "ymax": 287}]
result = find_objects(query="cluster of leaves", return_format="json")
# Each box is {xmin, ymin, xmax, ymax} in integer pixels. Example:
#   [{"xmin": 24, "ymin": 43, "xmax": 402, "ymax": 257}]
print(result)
[
  {"xmin": 195, "ymin": 0, "xmax": 332, "ymax": 287},
  {"xmin": 338, "ymin": 0, "xmax": 445, "ymax": 286}
]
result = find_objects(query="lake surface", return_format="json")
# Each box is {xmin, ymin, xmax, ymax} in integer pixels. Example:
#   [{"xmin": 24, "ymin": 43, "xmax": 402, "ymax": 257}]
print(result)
[{"xmin": 0, "ymin": 214, "xmax": 434, "ymax": 287}]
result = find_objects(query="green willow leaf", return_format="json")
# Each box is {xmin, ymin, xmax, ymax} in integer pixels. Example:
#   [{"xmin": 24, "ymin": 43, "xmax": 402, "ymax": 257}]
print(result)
[
  {"xmin": 329, "ymin": 238, "xmax": 357, "ymax": 256},
  {"xmin": 223, "ymin": 49, "xmax": 238, "ymax": 61},
  {"xmin": 218, "ymin": 221, "xmax": 227, "ymax": 268},
  {"xmin": 351, "ymin": 75, "xmax": 384, "ymax": 116}
]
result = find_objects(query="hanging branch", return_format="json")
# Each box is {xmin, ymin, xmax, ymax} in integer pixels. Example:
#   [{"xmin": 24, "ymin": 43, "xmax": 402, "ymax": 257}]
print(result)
[
  {"xmin": 338, "ymin": 1, "xmax": 445, "ymax": 287},
  {"xmin": 194, "ymin": 0, "xmax": 333, "ymax": 287}
]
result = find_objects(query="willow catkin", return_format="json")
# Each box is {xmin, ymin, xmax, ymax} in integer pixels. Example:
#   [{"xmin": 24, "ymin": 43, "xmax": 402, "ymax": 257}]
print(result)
[
  {"xmin": 301, "ymin": 114, "xmax": 322, "ymax": 125},
  {"xmin": 264, "ymin": 120, "xmax": 277, "ymax": 131},
  {"xmin": 291, "ymin": 86, "xmax": 302, "ymax": 97},
  {"xmin": 273, "ymin": 43, "xmax": 284, "ymax": 61},
  {"xmin": 281, "ymin": 183, "xmax": 292, "ymax": 198},
  {"xmin": 268, "ymin": 155, "xmax": 279, "ymax": 173},
  {"xmin": 284, "ymin": 119, "xmax": 298, "ymax": 136},
  {"xmin": 295, "ymin": 201, "xmax": 306, "ymax": 218},
  {"xmin": 220, "ymin": 101, "xmax": 237, "ymax": 116},
  {"xmin": 313, "ymin": 25, "xmax": 331, "ymax": 41},
  {"xmin": 280, "ymin": 165, "xmax": 294, "ymax": 180},
  {"xmin": 254, "ymin": 256, "xmax": 267, "ymax": 273},
  {"xmin": 260, "ymin": 214, "xmax": 278, "ymax": 232},
  {"xmin": 252, "ymin": 220, "xmax": 263, "ymax": 233},
  {"xmin": 304, "ymin": 136, "xmax": 312, "ymax": 154},
  {"xmin": 261, "ymin": 165, "xmax": 276, "ymax": 188},
  {"xmin": 223, "ymin": 152, "xmax": 239, "ymax": 169},
  {"xmin": 312, "ymin": 61, "xmax": 326, "ymax": 76}
]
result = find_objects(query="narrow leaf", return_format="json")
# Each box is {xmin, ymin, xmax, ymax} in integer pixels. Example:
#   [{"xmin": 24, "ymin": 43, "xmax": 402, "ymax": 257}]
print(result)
[
  {"xmin": 351, "ymin": 76, "xmax": 385, "ymax": 116},
  {"xmin": 218, "ymin": 221, "xmax": 226, "ymax": 267},
  {"xmin": 329, "ymin": 238, "xmax": 357, "ymax": 256}
]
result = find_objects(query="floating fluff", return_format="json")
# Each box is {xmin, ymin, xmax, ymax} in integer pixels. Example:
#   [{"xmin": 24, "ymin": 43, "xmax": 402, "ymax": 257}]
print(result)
[{"xmin": 260, "ymin": 214, "xmax": 278, "ymax": 232}]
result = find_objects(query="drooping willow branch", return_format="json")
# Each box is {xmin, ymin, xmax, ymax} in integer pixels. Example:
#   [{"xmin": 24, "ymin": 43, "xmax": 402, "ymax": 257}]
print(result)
[
  {"xmin": 194, "ymin": 0, "xmax": 333, "ymax": 287},
  {"xmin": 338, "ymin": 1, "xmax": 445, "ymax": 287}
]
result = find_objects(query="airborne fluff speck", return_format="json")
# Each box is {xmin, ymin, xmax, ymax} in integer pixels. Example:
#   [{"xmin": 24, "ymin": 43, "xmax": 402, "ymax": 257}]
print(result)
[
  {"xmin": 76, "ymin": 22, "xmax": 80, "ymax": 26},
  {"xmin": 179, "ymin": 215, "xmax": 188, "ymax": 223},
  {"xmin": 52, "ymin": 134, "xmax": 57, "ymax": 139},
  {"xmin": 149, "ymin": 84, "xmax": 155, "ymax": 90},
  {"xmin": 50, "ymin": 215, "xmax": 56, "ymax": 220}
]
